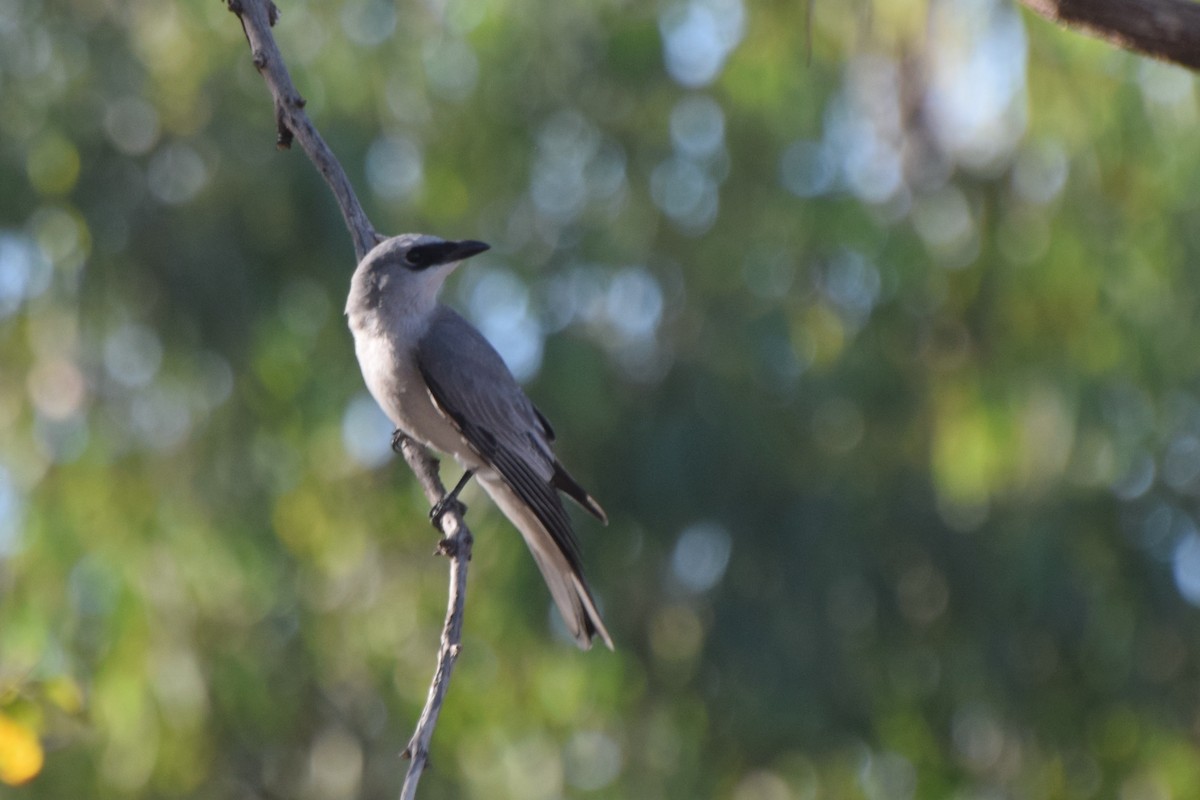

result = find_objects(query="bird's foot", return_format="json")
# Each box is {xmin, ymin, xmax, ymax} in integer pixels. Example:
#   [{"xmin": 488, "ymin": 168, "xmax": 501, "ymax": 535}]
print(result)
[
  {"xmin": 390, "ymin": 429, "xmax": 410, "ymax": 454},
  {"xmin": 427, "ymin": 469, "xmax": 474, "ymax": 531},
  {"xmin": 429, "ymin": 495, "xmax": 467, "ymax": 528}
]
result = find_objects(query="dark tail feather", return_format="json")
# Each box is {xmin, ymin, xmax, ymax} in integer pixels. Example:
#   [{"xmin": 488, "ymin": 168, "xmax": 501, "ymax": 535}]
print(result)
[{"xmin": 552, "ymin": 463, "xmax": 608, "ymax": 524}]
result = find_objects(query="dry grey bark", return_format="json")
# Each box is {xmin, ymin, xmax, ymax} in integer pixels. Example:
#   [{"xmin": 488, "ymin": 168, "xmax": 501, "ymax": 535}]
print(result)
[
  {"xmin": 224, "ymin": 1, "xmax": 473, "ymax": 796},
  {"xmin": 1018, "ymin": 0, "xmax": 1200, "ymax": 71}
]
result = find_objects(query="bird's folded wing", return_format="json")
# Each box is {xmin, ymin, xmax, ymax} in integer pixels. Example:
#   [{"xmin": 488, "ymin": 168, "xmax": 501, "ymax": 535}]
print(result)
[{"xmin": 415, "ymin": 309, "xmax": 583, "ymax": 565}]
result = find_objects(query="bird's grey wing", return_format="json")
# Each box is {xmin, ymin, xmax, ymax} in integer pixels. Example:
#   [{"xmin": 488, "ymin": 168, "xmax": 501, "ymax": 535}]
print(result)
[
  {"xmin": 415, "ymin": 308, "xmax": 612, "ymax": 648},
  {"xmin": 550, "ymin": 460, "xmax": 607, "ymax": 523},
  {"xmin": 415, "ymin": 308, "xmax": 583, "ymax": 564},
  {"xmin": 530, "ymin": 402, "xmax": 608, "ymax": 523}
]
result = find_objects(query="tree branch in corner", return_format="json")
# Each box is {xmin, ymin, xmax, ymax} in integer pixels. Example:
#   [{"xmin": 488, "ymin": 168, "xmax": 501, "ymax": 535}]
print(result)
[{"xmin": 1019, "ymin": 0, "xmax": 1200, "ymax": 71}]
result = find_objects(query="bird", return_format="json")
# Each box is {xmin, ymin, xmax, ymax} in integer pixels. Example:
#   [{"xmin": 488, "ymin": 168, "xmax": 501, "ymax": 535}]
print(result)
[{"xmin": 345, "ymin": 233, "xmax": 613, "ymax": 650}]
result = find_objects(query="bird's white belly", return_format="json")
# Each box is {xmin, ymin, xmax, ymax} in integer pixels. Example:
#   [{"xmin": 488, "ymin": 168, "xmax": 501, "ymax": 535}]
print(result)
[{"xmin": 353, "ymin": 333, "xmax": 481, "ymax": 467}]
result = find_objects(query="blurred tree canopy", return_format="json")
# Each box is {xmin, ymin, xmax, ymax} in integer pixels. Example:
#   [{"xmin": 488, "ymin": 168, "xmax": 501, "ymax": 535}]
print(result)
[{"xmin": 5, "ymin": 0, "xmax": 1200, "ymax": 797}]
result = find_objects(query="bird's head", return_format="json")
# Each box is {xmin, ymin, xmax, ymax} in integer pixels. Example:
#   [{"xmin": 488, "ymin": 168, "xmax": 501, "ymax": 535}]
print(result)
[{"xmin": 347, "ymin": 233, "xmax": 490, "ymax": 318}]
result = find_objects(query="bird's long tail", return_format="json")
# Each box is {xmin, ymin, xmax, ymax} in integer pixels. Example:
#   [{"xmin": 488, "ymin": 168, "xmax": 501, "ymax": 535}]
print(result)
[{"xmin": 476, "ymin": 473, "xmax": 613, "ymax": 650}]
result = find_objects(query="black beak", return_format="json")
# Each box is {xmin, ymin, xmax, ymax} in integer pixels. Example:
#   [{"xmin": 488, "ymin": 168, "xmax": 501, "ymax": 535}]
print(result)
[
  {"xmin": 448, "ymin": 240, "xmax": 490, "ymax": 260},
  {"xmin": 405, "ymin": 239, "xmax": 491, "ymax": 270}
]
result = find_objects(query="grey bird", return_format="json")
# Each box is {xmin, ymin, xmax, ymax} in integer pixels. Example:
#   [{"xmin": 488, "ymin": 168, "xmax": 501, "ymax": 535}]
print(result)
[{"xmin": 345, "ymin": 233, "xmax": 613, "ymax": 650}]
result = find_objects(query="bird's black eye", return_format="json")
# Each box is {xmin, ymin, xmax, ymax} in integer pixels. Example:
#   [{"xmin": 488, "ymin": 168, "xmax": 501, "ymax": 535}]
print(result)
[
  {"xmin": 404, "ymin": 246, "xmax": 437, "ymax": 270},
  {"xmin": 404, "ymin": 240, "xmax": 489, "ymax": 270},
  {"xmin": 404, "ymin": 242, "xmax": 459, "ymax": 270}
]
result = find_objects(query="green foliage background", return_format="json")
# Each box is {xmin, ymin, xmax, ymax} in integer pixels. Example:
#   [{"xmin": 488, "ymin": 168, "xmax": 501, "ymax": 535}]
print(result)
[{"xmin": 4, "ymin": 0, "xmax": 1200, "ymax": 797}]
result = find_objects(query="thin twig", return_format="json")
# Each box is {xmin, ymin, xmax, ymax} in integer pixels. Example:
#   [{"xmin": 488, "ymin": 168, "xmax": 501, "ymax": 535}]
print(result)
[
  {"xmin": 225, "ymin": 2, "xmax": 474, "ymax": 797},
  {"xmin": 226, "ymin": 0, "xmax": 380, "ymax": 260},
  {"xmin": 395, "ymin": 437, "xmax": 473, "ymax": 799}
]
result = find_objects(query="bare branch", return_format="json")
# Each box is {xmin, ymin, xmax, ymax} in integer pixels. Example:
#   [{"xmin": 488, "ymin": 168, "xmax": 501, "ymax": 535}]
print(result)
[
  {"xmin": 395, "ymin": 437, "xmax": 473, "ymax": 800},
  {"xmin": 225, "ymin": 2, "xmax": 474, "ymax": 796},
  {"xmin": 1019, "ymin": 0, "xmax": 1200, "ymax": 72},
  {"xmin": 226, "ymin": 0, "xmax": 380, "ymax": 260}
]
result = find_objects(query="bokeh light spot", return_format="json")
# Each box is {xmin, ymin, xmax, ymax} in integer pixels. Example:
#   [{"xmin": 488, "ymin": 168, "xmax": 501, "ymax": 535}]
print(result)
[
  {"xmin": 341, "ymin": 392, "xmax": 395, "ymax": 469},
  {"xmin": 650, "ymin": 155, "xmax": 719, "ymax": 233},
  {"xmin": 27, "ymin": 358, "xmax": 87, "ymax": 420},
  {"xmin": 925, "ymin": 0, "xmax": 1028, "ymax": 169},
  {"xmin": 147, "ymin": 143, "xmax": 207, "ymax": 205},
  {"xmin": 104, "ymin": 96, "xmax": 161, "ymax": 156},
  {"xmin": 912, "ymin": 187, "xmax": 977, "ymax": 267},
  {"xmin": 670, "ymin": 95, "xmax": 725, "ymax": 159},
  {"xmin": 859, "ymin": 750, "xmax": 916, "ymax": 800},
  {"xmin": 26, "ymin": 132, "xmax": 80, "ymax": 196},
  {"xmin": 952, "ymin": 704, "xmax": 1005, "ymax": 772},
  {"xmin": 1172, "ymin": 532, "xmax": 1200, "ymax": 606},
  {"xmin": 461, "ymin": 267, "xmax": 544, "ymax": 382},
  {"xmin": 129, "ymin": 384, "xmax": 192, "ymax": 451},
  {"xmin": 605, "ymin": 267, "xmax": 664, "ymax": 342},
  {"xmin": 1112, "ymin": 452, "xmax": 1156, "ymax": 501},
  {"xmin": 366, "ymin": 134, "xmax": 423, "ymax": 201},
  {"xmin": 733, "ymin": 769, "xmax": 791, "ymax": 800},
  {"xmin": 422, "ymin": 36, "xmax": 479, "ymax": 102},
  {"xmin": 670, "ymin": 521, "xmax": 732, "ymax": 593},
  {"xmin": 780, "ymin": 140, "xmax": 838, "ymax": 198},
  {"xmin": 650, "ymin": 603, "xmax": 704, "ymax": 663},
  {"xmin": 1012, "ymin": 139, "xmax": 1068, "ymax": 204},
  {"xmin": 531, "ymin": 111, "xmax": 602, "ymax": 225},
  {"xmin": 0, "ymin": 232, "xmax": 52, "ymax": 319},
  {"xmin": 306, "ymin": 727, "xmax": 363, "ymax": 800},
  {"xmin": 103, "ymin": 322, "xmax": 164, "ymax": 389},
  {"xmin": 1162, "ymin": 434, "xmax": 1200, "ymax": 492},
  {"xmin": 339, "ymin": 0, "xmax": 396, "ymax": 46},
  {"xmin": 659, "ymin": 0, "xmax": 745, "ymax": 88},
  {"xmin": 563, "ymin": 731, "xmax": 623, "ymax": 791},
  {"xmin": 0, "ymin": 714, "xmax": 44, "ymax": 786}
]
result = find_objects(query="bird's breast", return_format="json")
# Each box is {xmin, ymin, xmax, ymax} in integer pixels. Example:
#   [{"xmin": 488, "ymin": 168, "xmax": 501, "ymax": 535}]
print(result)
[{"xmin": 350, "ymin": 324, "xmax": 479, "ymax": 465}]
